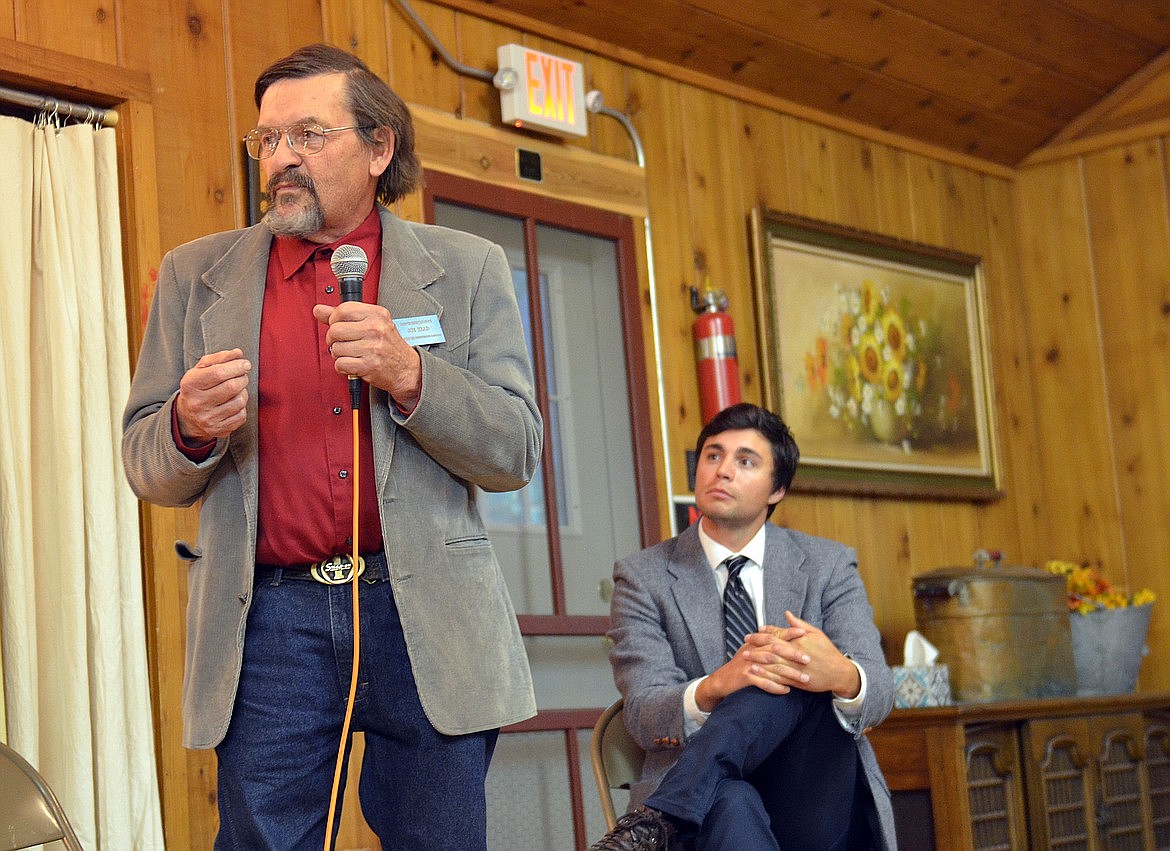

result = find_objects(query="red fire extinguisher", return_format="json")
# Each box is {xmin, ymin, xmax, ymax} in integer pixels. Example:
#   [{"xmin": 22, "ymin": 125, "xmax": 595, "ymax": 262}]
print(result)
[{"xmin": 690, "ymin": 285, "xmax": 742, "ymax": 424}]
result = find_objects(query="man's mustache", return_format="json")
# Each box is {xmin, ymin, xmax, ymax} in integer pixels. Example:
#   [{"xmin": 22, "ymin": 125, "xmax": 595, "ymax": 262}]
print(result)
[{"xmin": 265, "ymin": 168, "xmax": 315, "ymax": 196}]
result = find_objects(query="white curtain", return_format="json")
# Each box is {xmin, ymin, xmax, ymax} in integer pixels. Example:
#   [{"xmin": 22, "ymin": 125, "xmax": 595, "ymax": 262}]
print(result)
[{"xmin": 0, "ymin": 114, "xmax": 164, "ymax": 850}]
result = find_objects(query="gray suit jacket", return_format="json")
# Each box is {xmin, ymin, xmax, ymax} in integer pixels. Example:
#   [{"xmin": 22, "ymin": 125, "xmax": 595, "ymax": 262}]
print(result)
[
  {"xmin": 608, "ymin": 522, "xmax": 897, "ymax": 850},
  {"xmin": 123, "ymin": 207, "xmax": 542, "ymax": 748}
]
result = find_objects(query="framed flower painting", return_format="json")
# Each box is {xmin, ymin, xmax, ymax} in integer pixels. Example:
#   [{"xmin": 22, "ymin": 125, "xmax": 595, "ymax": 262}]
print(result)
[{"xmin": 750, "ymin": 209, "xmax": 1002, "ymax": 500}]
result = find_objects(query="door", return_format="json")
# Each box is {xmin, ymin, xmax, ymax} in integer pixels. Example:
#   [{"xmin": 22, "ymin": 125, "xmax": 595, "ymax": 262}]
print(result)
[{"xmin": 425, "ymin": 171, "xmax": 659, "ymax": 849}]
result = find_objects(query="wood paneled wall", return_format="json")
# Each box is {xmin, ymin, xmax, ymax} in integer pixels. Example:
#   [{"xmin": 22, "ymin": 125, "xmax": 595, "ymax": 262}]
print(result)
[
  {"xmin": 4, "ymin": 0, "xmax": 1170, "ymax": 847},
  {"xmin": 1016, "ymin": 142, "xmax": 1170, "ymax": 701}
]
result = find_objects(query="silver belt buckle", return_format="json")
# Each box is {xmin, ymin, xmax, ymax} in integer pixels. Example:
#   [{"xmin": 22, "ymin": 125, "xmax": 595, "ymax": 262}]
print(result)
[{"xmin": 308, "ymin": 554, "xmax": 366, "ymax": 585}]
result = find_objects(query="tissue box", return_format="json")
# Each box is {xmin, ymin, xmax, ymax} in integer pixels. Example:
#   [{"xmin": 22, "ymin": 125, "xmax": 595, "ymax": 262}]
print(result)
[{"xmin": 892, "ymin": 664, "xmax": 952, "ymax": 708}]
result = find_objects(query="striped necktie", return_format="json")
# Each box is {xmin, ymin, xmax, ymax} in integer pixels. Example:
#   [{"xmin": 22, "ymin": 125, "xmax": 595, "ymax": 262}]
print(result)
[{"xmin": 722, "ymin": 555, "xmax": 757, "ymax": 660}]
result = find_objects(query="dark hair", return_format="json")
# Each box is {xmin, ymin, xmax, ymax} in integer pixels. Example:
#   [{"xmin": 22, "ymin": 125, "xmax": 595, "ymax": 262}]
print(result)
[
  {"xmin": 696, "ymin": 403, "xmax": 799, "ymax": 511},
  {"xmin": 254, "ymin": 43, "xmax": 420, "ymax": 204}
]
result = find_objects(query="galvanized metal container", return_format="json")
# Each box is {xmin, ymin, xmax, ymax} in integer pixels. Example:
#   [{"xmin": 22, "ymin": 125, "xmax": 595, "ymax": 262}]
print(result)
[{"xmin": 912, "ymin": 565, "xmax": 1077, "ymax": 703}]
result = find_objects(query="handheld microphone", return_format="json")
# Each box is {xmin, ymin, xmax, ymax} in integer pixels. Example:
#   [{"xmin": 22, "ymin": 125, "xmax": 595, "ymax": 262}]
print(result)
[{"xmin": 329, "ymin": 244, "xmax": 368, "ymax": 410}]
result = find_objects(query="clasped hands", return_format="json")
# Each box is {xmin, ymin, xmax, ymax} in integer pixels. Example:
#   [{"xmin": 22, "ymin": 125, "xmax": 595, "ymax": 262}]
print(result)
[
  {"xmin": 175, "ymin": 303, "xmax": 421, "ymax": 444},
  {"xmin": 694, "ymin": 611, "xmax": 861, "ymax": 713}
]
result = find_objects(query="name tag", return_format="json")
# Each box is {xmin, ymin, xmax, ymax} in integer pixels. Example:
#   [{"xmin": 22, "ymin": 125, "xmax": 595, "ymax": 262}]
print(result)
[{"xmin": 394, "ymin": 314, "xmax": 445, "ymax": 346}]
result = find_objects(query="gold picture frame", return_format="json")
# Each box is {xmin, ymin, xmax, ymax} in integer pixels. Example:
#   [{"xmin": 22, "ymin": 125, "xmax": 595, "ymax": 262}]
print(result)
[{"xmin": 750, "ymin": 209, "xmax": 1001, "ymax": 500}]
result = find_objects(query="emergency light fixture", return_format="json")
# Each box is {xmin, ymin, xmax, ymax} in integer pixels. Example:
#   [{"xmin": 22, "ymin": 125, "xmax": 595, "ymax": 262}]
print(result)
[{"xmin": 495, "ymin": 44, "xmax": 588, "ymax": 138}]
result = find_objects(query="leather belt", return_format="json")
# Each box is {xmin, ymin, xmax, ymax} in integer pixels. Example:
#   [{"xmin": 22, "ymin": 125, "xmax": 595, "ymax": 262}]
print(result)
[{"xmin": 255, "ymin": 551, "xmax": 386, "ymax": 586}]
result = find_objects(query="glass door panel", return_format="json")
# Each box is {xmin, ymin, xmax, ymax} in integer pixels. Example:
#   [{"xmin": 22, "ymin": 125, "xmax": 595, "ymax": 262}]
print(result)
[
  {"xmin": 534, "ymin": 223, "xmax": 641, "ymax": 617},
  {"xmin": 432, "ymin": 203, "xmax": 642, "ymax": 618}
]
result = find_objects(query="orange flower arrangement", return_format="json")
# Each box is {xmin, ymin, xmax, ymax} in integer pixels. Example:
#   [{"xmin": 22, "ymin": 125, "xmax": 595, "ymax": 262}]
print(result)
[{"xmin": 1045, "ymin": 560, "xmax": 1156, "ymax": 615}]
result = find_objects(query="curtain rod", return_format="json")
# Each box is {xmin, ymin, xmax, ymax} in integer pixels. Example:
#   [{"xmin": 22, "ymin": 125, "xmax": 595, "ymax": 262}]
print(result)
[{"xmin": 0, "ymin": 83, "xmax": 118, "ymax": 127}]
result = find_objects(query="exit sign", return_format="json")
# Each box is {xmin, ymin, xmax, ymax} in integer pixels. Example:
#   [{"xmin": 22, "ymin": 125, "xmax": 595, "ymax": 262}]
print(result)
[{"xmin": 497, "ymin": 44, "xmax": 587, "ymax": 138}]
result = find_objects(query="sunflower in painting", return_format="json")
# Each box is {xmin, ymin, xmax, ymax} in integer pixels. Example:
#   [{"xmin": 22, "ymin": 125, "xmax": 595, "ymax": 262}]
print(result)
[{"xmin": 800, "ymin": 279, "xmax": 940, "ymax": 446}]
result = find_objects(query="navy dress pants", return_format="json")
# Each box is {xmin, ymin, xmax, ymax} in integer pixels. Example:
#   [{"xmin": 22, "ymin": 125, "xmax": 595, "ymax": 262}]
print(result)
[{"xmin": 645, "ymin": 687, "xmax": 875, "ymax": 851}]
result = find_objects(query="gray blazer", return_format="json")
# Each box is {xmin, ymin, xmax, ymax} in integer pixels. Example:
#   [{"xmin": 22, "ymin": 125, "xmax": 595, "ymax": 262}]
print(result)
[
  {"xmin": 123, "ymin": 207, "xmax": 542, "ymax": 748},
  {"xmin": 608, "ymin": 522, "xmax": 898, "ymax": 850}
]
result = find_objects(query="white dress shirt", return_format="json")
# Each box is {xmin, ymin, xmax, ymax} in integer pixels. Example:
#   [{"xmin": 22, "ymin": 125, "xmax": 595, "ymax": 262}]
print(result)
[{"xmin": 682, "ymin": 521, "xmax": 867, "ymax": 735}]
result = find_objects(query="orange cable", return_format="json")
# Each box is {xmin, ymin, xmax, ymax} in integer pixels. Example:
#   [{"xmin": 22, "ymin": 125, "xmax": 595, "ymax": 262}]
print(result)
[{"xmin": 324, "ymin": 408, "xmax": 362, "ymax": 851}]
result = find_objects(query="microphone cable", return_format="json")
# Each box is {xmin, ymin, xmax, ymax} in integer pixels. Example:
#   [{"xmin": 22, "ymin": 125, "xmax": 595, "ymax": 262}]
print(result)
[
  {"xmin": 324, "ymin": 245, "xmax": 368, "ymax": 851},
  {"xmin": 323, "ymin": 405, "xmax": 361, "ymax": 851}
]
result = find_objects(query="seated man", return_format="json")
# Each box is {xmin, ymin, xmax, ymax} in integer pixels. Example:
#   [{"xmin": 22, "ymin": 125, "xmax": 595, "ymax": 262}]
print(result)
[{"xmin": 591, "ymin": 403, "xmax": 896, "ymax": 851}]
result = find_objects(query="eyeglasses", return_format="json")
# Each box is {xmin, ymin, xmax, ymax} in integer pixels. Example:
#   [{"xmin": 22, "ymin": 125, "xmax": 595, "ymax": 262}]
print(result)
[{"xmin": 242, "ymin": 123, "xmax": 373, "ymax": 160}]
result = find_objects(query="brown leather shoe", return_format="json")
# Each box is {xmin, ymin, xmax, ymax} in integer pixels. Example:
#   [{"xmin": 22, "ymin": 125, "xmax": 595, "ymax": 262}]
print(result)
[{"xmin": 589, "ymin": 806, "xmax": 674, "ymax": 850}]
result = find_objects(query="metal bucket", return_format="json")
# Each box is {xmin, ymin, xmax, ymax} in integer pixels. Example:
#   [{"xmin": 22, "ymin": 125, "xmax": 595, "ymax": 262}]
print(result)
[
  {"xmin": 912, "ymin": 565, "xmax": 1077, "ymax": 702},
  {"xmin": 1069, "ymin": 604, "xmax": 1152, "ymax": 696}
]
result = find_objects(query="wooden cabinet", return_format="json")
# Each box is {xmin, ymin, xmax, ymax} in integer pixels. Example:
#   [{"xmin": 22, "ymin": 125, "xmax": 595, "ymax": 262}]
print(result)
[
  {"xmin": 867, "ymin": 692, "xmax": 1170, "ymax": 850},
  {"xmin": 1021, "ymin": 712, "xmax": 1150, "ymax": 848},
  {"xmin": 1148, "ymin": 711, "xmax": 1170, "ymax": 846},
  {"xmin": 964, "ymin": 722, "xmax": 1029, "ymax": 849}
]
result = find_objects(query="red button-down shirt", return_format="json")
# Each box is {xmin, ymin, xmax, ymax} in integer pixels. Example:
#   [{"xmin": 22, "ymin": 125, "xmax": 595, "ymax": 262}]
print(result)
[{"xmin": 254, "ymin": 210, "xmax": 385, "ymax": 565}]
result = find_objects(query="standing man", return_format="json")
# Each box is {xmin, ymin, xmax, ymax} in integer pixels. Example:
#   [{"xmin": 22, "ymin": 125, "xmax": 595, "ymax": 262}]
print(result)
[
  {"xmin": 591, "ymin": 403, "xmax": 896, "ymax": 850},
  {"xmin": 122, "ymin": 44, "xmax": 541, "ymax": 850}
]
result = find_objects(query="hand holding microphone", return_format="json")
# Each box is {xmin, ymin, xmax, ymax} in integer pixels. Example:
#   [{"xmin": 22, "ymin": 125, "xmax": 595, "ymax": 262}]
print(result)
[
  {"xmin": 314, "ymin": 244, "xmax": 423, "ymax": 409},
  {"xmin": 330, "ymin": 245, "xmax": 368, "ymax": 410}
]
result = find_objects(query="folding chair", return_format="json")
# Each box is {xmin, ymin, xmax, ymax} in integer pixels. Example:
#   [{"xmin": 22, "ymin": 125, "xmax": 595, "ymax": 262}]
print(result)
[
  {"xmin": 589, "ymin": 698, "xmax": 647, "ymax": 830},
  {"xmin": 0, "ymin": 741, "xmax": 84, "ymax": 850}
]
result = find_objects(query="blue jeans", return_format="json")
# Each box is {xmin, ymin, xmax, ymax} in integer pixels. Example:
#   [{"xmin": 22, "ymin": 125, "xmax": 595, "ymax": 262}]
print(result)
[{"xmin": 214, "ymin": 553, "xmax": 498, "ymax": 851}]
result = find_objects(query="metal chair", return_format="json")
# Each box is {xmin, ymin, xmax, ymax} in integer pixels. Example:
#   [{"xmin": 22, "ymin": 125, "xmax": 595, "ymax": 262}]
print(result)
[
  {"xmin": 589, "ymin": 698, "xmax": 646, "ymax": 830},
  {"xmin": 0, "ymin": 741, "xmax": 84, "ymax": 850}
]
